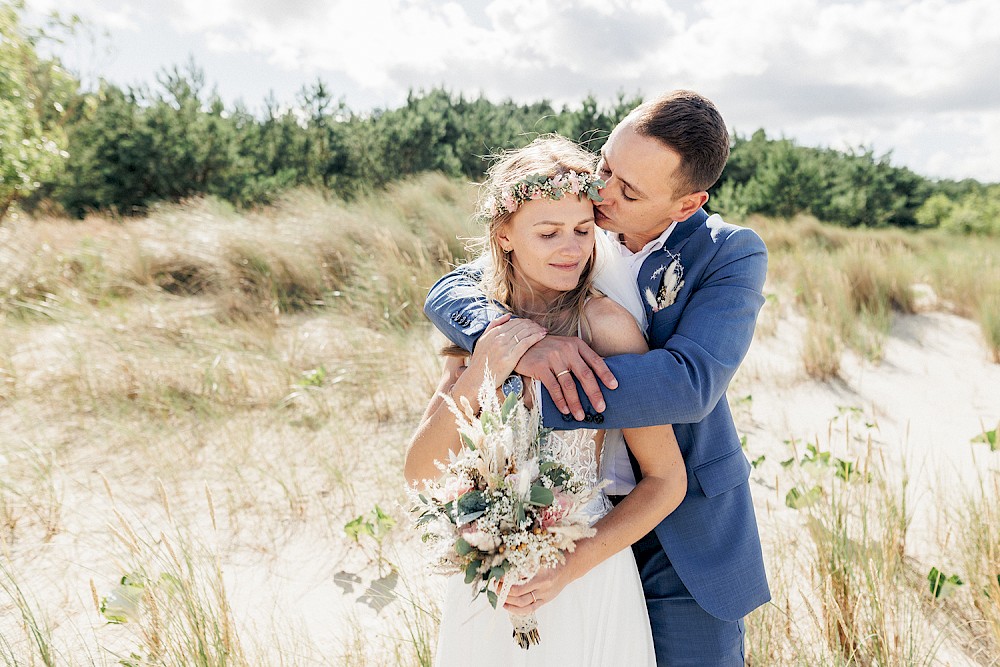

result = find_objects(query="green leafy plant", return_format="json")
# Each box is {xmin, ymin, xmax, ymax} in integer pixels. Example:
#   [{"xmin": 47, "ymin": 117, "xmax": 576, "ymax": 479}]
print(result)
[
  {"xmin": 971, "ymin": 425, "xmax": 998, "ymax": 452},
  {"xmin": 785, "ymin": 485, "xmax": 823, "ymax": 510},
  {"xmin": 927, "ymin": 566, "xmax": 964, "ymax": 599}
]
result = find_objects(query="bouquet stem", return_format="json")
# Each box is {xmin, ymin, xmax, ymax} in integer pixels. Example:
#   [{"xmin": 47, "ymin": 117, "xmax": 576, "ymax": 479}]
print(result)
[{"xmin": 509, "ymin": 611, "xmax": 541, "ymax": 649}]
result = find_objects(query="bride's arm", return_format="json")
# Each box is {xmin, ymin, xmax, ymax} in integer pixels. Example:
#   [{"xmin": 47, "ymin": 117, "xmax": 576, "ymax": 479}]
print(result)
[
  {"xmin": 506, "ymin": 297, "xmax": 686, "ymax": 612},
  {"xmin": 404, "ymin": 315, "xmax": 546, "ymax": 486}
]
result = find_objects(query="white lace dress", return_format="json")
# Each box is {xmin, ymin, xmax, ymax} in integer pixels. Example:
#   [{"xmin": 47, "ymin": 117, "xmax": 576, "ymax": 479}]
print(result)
[{"xmin": 433, "ymin": 429, "xmax": 655, "ymax": 666}]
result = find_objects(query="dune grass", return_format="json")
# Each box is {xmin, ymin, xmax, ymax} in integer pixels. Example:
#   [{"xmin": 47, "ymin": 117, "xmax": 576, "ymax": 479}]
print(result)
[
  {"xmin": 748, "ymin": 215, "xmax": 1000, "ymax": 376},
  {"xmin": 1, "ymin": 176, "xmax": 998, "ymax": 664}
]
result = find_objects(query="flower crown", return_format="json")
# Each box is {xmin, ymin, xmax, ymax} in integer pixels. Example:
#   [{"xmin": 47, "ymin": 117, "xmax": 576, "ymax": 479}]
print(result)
[{"xmin": 486, "ymin": 171, "xmax": 605, "ymax": 218}]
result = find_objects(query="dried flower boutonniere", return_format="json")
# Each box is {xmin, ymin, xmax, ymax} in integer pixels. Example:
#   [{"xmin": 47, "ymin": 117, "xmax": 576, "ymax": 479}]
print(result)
[{"xmin": 644, "ymin": 252, "xmax": 685, "ymax": 313}]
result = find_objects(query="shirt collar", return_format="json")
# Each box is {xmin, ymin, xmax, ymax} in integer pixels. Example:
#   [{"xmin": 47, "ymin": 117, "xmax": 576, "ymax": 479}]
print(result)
[{"xmin": 610, "ymin": 221, "xmax": 678, "ymax": 258}]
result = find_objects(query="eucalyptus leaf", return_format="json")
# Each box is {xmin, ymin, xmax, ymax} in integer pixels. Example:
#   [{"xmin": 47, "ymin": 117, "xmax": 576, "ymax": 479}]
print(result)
[
  {"xmin": 456, "ymin": 509, "xmax": 486, "ymax": 526},
  {"xmin": 461, "ymin": 432, "xmax": 476, "ymax": 450},
  {"xmin": 501, "ymin": 390, "xmax": 519, "ymax": 422},
  {"xmin": 455, "ymin": 537, "xmax": 473, "ymax": 556},
  {"xmin": 527, "ymin": 485, "xmax": 554, "ymax": 506},
  {"xmin": 465, "ymin": 559, "xmax": 482, "ymax": 584}
]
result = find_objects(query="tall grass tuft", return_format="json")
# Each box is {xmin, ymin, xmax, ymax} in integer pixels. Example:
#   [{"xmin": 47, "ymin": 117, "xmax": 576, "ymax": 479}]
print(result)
[
  {"xmin": 768, "ymin": 410, "xmax": 947, "ymax": 665},
  {"xmin": 747, "ymin": 215, "xmax": 1000, "ymax": 373},
  {"xmin": 98, "ymin": 508, "xmax": 249, "ymax": 666},
  {"xmin": 0, "ymin": 559, "xmax": 56, "ymax": 666},
  {"xmin": 953, "ymin": 473, "xmax": 1000, "ymax": 656}
]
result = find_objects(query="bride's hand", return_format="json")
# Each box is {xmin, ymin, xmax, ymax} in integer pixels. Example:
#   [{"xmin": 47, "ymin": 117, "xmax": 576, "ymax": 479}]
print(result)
[
  {"xmin": 466, "ymin": 314, "xmax": 547, "ymax": 387},
  {"xmin": 503, "ymin": 557, "xmax": 581, "ymax": 615}
]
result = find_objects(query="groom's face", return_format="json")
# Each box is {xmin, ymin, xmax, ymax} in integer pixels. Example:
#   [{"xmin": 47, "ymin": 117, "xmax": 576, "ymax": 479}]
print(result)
[{"xmin": 594, "ymin": 119, "xmax": 706, "ymax": 244}]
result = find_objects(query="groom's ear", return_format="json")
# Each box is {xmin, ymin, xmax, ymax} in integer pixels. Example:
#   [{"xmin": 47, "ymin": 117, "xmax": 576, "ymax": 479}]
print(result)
[{"xmin": 674, "ymin": 191, "xmax": 709, "ymax": 222}]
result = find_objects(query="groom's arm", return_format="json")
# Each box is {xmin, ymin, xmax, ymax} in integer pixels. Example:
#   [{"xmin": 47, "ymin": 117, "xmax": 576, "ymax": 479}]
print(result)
[
  {"xmin": 424, "ymin": 264, "xmax": 617, "ymax": 418},
  {"xmin": 422, "ymin": 263, "xmax": 505, "ymax": 352},
  {"xmin": 541, "ymin": 228, "xmax": 767, "ymax": 428}
]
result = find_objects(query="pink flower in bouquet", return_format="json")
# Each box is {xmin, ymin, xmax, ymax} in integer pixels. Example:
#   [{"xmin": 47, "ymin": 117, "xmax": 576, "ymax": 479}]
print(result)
[
  {"xmin": 433, "ymin": 477, "xmax": 473, "ymax": 504},
  {"xmin": 538, "ymin": 492, "xmax": 571, "ymax": 529}
]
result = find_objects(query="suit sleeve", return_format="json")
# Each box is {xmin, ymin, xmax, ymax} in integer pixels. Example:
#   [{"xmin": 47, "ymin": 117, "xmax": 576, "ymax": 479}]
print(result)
[
  {"xmin": 542, "ymin": 228, "xmax": 768, "ymax": 428},
  {"xmin": 423, "ymin": 263, "xmax": 509, "ymax": 353}
]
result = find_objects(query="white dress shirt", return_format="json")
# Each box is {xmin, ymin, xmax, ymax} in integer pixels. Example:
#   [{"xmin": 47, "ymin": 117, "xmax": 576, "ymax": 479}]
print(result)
[{"xmin": 597, "ymin": 222, "xmax": 677, "ymax": 495}]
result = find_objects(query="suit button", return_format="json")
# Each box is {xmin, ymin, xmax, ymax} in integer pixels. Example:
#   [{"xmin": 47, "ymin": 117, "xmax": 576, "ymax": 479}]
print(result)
[
  {"xmin": 584, "ymin": 414, "xmax": 594, "ymax": 423},
  {"xmin": 561, "ymin": 414, "xmax": 573, "ymax": 422},
  {"xmin": 594, "ymin": 414, "xmax": 604, "ymax": 424}
]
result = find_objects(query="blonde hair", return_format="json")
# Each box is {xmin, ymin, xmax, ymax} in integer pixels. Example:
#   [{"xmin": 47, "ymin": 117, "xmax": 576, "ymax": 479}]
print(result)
[{"xmin": 473, "ymin": 135, "xmax": 599, "ymax": 338}]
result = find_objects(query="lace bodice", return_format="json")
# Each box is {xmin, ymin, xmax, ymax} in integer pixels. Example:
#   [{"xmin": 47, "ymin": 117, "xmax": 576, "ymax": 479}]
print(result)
[{"xmin": 542, "ymin": 428, "xmax": 610, "ymax": 521}]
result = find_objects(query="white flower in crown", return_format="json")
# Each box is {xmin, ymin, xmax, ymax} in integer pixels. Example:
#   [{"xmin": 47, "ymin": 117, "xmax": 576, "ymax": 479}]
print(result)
[{"xmin": 645, "ymin": 252, "xmax": 685, "ymax": 313}]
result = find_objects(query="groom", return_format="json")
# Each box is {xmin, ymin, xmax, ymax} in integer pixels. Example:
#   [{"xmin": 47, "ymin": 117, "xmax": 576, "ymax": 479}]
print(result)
[{"xmin": 423, "ymin": 90, "xmax": 770, "ymax": 665}]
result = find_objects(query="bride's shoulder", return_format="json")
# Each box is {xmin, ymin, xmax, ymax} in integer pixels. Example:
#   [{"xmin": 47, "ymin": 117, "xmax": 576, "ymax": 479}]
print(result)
[{"xmin": 582, "ymin": 295, "xmax": 647, "ymax": 356}]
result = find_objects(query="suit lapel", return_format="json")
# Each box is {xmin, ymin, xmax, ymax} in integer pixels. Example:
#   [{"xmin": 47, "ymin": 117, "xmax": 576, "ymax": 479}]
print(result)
[
  {"xmin": 663, "ymin": 207, "xmax": 707, "ymax": 255},
  {"xmin": 636, "ymin": 208, "xmax": 709, "ymax": 325}
]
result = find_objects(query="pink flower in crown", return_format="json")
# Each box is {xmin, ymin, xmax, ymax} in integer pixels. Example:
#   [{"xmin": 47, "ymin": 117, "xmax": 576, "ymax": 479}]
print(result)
[
  {"xmin": 550, "ymin": 173, "xmax": 565, "ymax": 189},
  {"xmin": 566, "ymin": 171, "xmax": 583, "ymax": 195},
  {"xmin": 501, "ymin": 191, "xmax": 517, "ymax": 213},
  {"xmin": 529, "ymin": 186, "xmax": 543, "ymax": 200},
  {"xmin": 489, "ymin": 199, "xmax": 500, "ymax": 217}
]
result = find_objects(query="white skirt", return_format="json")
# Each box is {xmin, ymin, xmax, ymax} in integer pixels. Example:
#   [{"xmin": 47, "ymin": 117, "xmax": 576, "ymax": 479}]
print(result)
[{"xmin": 434, "ymin": 545, "xmax": 655, "ymax": 666}]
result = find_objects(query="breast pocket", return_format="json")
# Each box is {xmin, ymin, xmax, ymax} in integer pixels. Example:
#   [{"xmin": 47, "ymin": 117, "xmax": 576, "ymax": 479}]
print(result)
[{"xmin": 693, "ymin": 448, "xmax": 751, "ymax": 498}]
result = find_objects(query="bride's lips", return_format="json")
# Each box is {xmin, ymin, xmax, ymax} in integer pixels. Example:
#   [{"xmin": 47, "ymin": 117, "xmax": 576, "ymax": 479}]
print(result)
[{"xmin": 550, "ymin": 262, "xmax": 580, "ymax": 271}]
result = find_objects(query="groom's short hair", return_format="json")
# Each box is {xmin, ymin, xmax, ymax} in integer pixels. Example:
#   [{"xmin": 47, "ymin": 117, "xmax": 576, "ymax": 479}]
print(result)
[{"xmin": 631, "ymin": 90, "xmax": 730, "ymax": 196}]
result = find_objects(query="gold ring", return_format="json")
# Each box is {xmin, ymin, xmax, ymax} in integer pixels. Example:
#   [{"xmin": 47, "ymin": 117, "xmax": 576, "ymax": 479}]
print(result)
[
  {"xmin": 513, "ymin": 334, "xmax": 521, "ymax": 344},
  {"xmin": 556, "ymin": 370, "xmax": 571, "ymax": 378},
  {"xmin": 530, "ymin": 591, "xmax": 537, "ymax": 604}
]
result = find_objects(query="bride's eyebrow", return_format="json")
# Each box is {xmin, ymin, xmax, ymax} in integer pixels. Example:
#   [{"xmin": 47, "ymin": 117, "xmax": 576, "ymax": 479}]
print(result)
[{"xmin": 532, "ymin": 217, "xmax": 595, "ymax": 227}]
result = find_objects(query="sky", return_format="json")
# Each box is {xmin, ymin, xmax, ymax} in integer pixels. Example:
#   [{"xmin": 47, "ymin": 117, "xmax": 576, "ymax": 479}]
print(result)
[{"xmin": 25, "ymin": 0, "xmax": 1000, "ymax": 183}]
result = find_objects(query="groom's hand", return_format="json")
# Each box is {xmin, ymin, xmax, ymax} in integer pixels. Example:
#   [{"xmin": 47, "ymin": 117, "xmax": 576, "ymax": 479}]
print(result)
[{"xmin": 513, "ymin": 335, "xmax": 617, "ymax": 421}]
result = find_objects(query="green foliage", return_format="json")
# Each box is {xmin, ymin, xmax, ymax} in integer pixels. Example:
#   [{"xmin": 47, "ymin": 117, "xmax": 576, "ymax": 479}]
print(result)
[
  {"xmin": 2, "ymin": 30, "xmax": 994, "ymax": 228},
  {"xmin": 345, "ymin": 504, "xmax": 396, "ymax": 544},
  {"xmin": 927, "ymin": 566, "xmax": 964, "ymax": 599},
  {"xmin": 37, "ymin": 76, "xmax": 636, "ymax": 216},
  {"xmin": 712, "ymin": 129, "xmax": 935, "ymax": 228},
  {"xmin": 0, "ymin": 0, "xmax": 73, "ymax": 221},
  {"xmin": 972, "ymin": 426, "xmax": 998, "ymax": 451}
]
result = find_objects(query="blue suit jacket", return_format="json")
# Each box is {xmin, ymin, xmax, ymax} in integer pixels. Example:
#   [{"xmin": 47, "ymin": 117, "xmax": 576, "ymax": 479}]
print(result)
[{"xmin": 423, "ymin": 208, "xmax": 771, "ymax": 622}]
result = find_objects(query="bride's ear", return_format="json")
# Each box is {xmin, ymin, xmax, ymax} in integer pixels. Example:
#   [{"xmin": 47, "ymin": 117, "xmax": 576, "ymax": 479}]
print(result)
[{"xmin": 496, "ymin": 227, "xmax": 514, "ymax": 254}]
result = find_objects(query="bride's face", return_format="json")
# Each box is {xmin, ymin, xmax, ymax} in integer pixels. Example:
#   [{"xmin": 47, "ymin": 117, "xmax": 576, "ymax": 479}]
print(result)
[{"xmin": 497, "ymin": 196, "xmax": 596, "ymax": 302}]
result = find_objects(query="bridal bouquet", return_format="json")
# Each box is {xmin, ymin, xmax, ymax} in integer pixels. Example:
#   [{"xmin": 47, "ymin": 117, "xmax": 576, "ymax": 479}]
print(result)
[{"xmin": 409, "ymin": 375, "xmax": 603, "ymax": 649}]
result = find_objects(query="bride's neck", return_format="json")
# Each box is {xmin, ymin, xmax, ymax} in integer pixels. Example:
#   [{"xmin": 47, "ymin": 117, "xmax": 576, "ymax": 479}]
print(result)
[{"xmin": 510, "ymin": 282, "xmax": 560, "ymax": 318}]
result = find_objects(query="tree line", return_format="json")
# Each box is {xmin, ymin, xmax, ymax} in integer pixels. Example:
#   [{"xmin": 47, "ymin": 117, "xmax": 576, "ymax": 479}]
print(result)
[{"xmin": 2, "ymin": 1, "xmax": 998, "ymax": 232}]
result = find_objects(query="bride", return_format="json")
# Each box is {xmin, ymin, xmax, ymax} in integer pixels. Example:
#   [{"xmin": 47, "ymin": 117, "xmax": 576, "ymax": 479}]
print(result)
[{"xmin": 404, "ymin": 136, "xmax": 686, "ymax": 666}]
